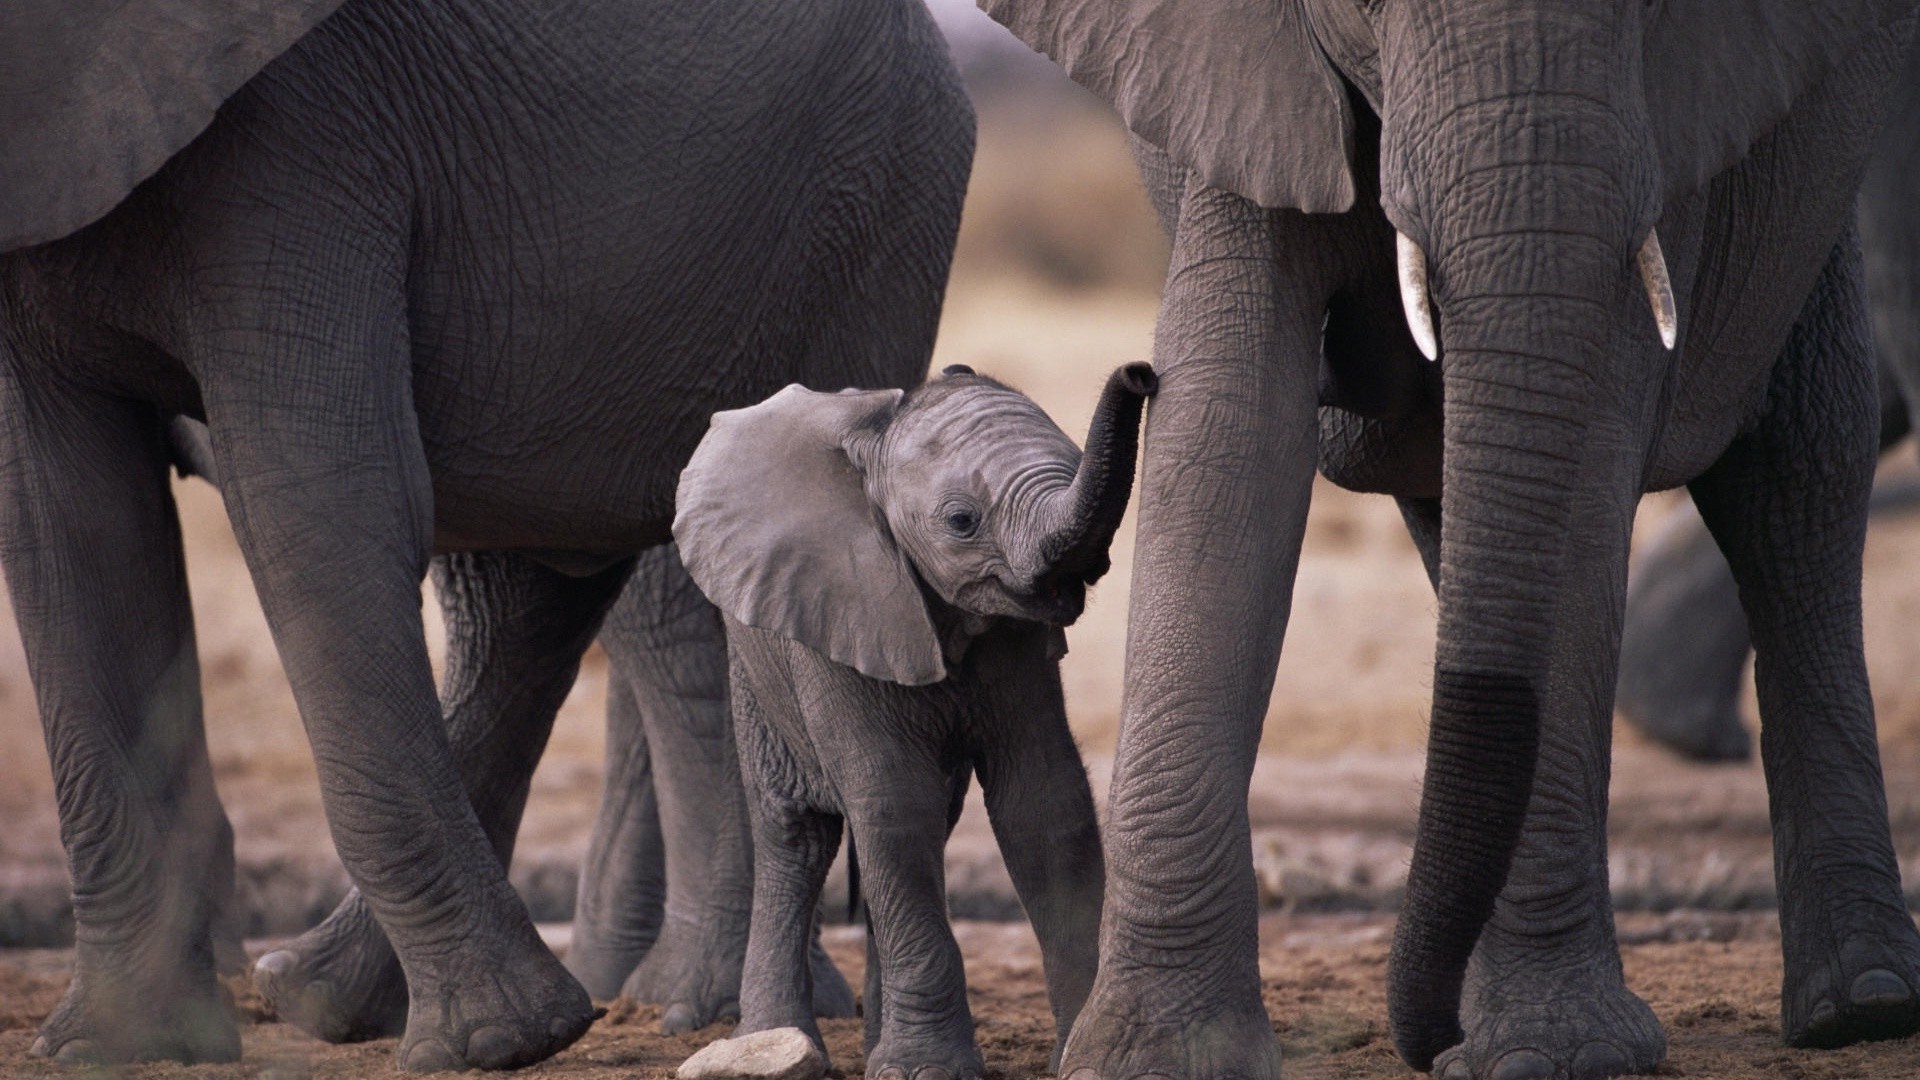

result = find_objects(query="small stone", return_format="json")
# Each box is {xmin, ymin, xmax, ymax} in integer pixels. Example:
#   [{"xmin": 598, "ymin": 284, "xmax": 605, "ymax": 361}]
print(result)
[{"xmin": 678, "ymin": 1027, "xmax": 827, "ymax": 1080}]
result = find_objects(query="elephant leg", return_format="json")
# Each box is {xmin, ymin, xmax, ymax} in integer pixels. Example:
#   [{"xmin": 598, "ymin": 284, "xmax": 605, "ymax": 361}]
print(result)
[
  {"xmin": 256, "ymin": 551, "xmax": 631, "ymax": 1043},
  {"xmin": 733, "ymin": 680, "xmax": 843, "ymax": 1053},
  {"xmin": 0, "ymin": 376, "xmax": 239, "ymax": 1066},
  {"xmin": 968, "ymin": 624, "xmax": 1104, "ymax": 1068},
  {"xmin": 1614, "ymin": 499, "xmax": 1755, "ymax": 762},
  {"xmin": 195, "ymin": 259, "xmax": 593, "ymax": 1071},
  {"xmin": 564, "ymin": 670, "xmax": 667, "ymax": 998},
  {"xmin": 605, "ymin": 546, "xmax": 768, "ymax": 1033},
  {"xmin": 1690, "ymin": 230, "xmax": 1920, "ymax": 1049},
  {"xmin": 842, "ymin": 772, "xmax": 981, "ymax": 1079},
  {"xmin": 1061, "ymin": 171, "xmax": 1335, "ymax": 1080}
]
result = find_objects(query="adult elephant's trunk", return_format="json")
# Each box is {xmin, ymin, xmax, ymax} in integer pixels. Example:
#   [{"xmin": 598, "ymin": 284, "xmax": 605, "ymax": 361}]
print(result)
[
  {"xmin": 1377, "ymin": 4, "xmax": 1665, "ymax": 1067},
  {"xmin": 1038, "ymin": 362, "xmax": 1158, "ymax": 583}
]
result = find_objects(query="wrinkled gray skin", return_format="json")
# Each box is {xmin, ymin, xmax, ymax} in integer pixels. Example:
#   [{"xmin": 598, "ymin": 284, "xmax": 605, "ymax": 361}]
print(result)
[
  {"xmin": 1619, "ymin": 39, "xmax": 1920, "ymax": 763},
  {"xmin": 0, "ymin": 0, "xmax": 970, "ymax": 1069},
  {"xmin": 676, "ymin": 365, "xmax": 1150, "ymax": 1080},
  {"xmin": 165, "ymin": 419, "xmax": 858, "ymax": 1042},
  {"xmin": 986, "ymin": 2, "xmax": 1920, "ymax": 1078}
]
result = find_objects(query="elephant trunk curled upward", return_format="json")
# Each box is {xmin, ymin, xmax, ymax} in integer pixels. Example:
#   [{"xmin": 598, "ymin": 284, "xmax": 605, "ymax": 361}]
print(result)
[{"xmin": 671, "ymin": 364, "xmax": 1155, "ymax": 1079}]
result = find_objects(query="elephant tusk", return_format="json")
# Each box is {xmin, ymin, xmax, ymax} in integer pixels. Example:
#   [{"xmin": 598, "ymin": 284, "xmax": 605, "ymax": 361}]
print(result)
[
  {"xmin": 1637, "ymin": 229, "xmax": 1678, "ymax": 350},
  {"xmin": 1397, "ymin": 231, "xmax": 1439, "ymax": 361}
]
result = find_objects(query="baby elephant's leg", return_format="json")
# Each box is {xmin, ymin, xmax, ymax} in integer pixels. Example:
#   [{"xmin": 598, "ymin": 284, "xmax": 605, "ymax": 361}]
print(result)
[
  {"xmin": 734, "ymin": 680, "xmax": 843, "ymax": 1049},
  {"xmin": 838, "ymin": 771, "xmax": 982, "ymax": 1080}
]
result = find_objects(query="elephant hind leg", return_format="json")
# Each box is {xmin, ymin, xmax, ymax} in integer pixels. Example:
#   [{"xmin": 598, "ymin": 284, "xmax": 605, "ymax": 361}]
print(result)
[
  {"xmin": 1690, "ymin": 226, "xmax": 1920, "ymax": 1049},
  {"xmin": 256, "ymin": 550, "xmax": 633, "ymax": 1043},
  {"xmin": 0, "ymin": 372, "xmax": 238, "ymax": 1065},
  {"xmin": 1615, "ymin": 498, "xmax": 1755, "ymax": 762}
]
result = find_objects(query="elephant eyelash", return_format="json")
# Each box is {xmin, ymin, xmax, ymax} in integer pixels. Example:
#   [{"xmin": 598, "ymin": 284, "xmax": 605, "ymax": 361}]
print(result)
[{"xmin": 939, "ymin": 503, "xmax": 982, "ymax": 539}]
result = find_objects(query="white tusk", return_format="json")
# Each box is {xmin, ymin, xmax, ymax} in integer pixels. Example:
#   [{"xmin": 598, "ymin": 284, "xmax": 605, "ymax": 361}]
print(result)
[
  {"xmin": 1397, "ymin": 231, "xmax": 1439, "ymax": 361},
  {"xmin": 1637, "ymin": 229, "xmax": 1678, "ymax": 350}
]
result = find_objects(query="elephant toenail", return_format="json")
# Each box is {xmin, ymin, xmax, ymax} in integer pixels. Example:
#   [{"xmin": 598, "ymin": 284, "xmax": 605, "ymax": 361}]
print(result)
[
  {"xmin": 255, "ymin": 950, "xmax": 295, "ymax": 981},
  {"xmin": 1809, "ymin": 999, "xmax": 1838, "ymax": 1027},
  {"xmin": 400, "ymin": 1037, "xmax": 460, "ymax": 1072},
  {"xmin": 26, "ymin": 1036, "xmax": 48, "ymax": 1059},
  {"xmin": 1850, "ymin": 969, "xmax": 1914, "ymax": 1008},
  {"xmin": 873, "ymin": 1069, "xmax": 909, "ymax": 1080},
  {"xmin": 660, "ymin": 1002, "xmax": 698, "ymax": 1034},
  {"xmin": 910, "ymin": 1068, "xmax": 954, "ymax": 1080},
  {"xmin": 1490, "ymin": 1048, "xmax": 1556, "ymax": 1080},
  {"xmin": 1439, "ymin": 1059, "xmax": 1474, "ymax": 1080},
  {"xmin": 1572, "ymin": 1041, "xmax": 1632, "ymax": 1078},
  {"xmin": 466, "ymin": 1024, "xmax": 523, "ymax": 1067},
  {"xmin": 52, "ymin": 1038, "xmax": 103, "ymax": 1066}
]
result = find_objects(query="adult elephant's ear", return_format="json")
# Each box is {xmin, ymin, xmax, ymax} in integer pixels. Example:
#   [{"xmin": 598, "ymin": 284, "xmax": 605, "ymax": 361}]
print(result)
[
  {"xmin": 1, "ymin": 0, "xmax": 347, "ymax": 251},
  {"xmin": 1646, "ymin": 0, "xmax": 1911, "ymax": 203},
  {"xmin": 979, "ymin": 0, "xmax": 1355, "ymax": 213},
  {"xmin": 674, "ymin": 385, "xmax": 948, "ymax": 687}
]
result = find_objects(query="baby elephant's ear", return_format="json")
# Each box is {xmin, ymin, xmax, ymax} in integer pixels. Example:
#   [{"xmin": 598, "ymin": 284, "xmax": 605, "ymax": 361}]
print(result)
[{"xmin": 674, "ymin": 385, "xmax": 948, "ymax": 686}]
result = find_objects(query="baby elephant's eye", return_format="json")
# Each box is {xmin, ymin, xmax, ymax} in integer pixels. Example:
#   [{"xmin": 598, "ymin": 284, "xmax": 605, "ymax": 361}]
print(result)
[{"xmin": 944, "ymin": 507, "xmax": 981, "ymax": 539}]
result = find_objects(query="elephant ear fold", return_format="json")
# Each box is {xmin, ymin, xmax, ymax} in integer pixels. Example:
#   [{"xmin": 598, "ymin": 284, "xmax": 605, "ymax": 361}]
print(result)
[
  {"xmin": 979, "ymin": 0, "xmax": 1355, "ymax": 213},
  {"xmin": 1, "ymin": 0, "xmax": 348, "ymax": 250},
  {"xmin": 1645, "ymin": 0, "xmax": 1911, "ymax": 203},
  {"xmin": 674, "ymin": 385, "xmax": 948, "ymax": 687}
]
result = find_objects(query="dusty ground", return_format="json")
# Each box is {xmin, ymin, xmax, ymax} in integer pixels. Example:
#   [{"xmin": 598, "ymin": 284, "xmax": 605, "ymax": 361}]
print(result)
[
  {"xmin": 8, "ymin": 73, "xmax": 1920, "ymax": 1080},
  {"xmin": 4, "ymin": 914, "xmax": 1920, "ymax": 1078}
]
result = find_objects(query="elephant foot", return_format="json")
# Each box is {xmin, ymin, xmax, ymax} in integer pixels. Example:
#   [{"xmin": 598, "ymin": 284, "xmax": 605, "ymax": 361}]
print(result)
[
  {"xmin": 30, "ymin": 962, "xmax": 239, "ymax": 1065},
  {"xmin": 1430, "ymin": 963, "xmax": 1665, "ymax": 1080},
  {"xmin": 866, "ymin": 1032, "xmax": 985, "ymax": 1080},
  {"xmin": 254, "ymin": 888, "xmax": 408, "ymax": 1043},
  {"xmin": 808, "ymin": 934, "xmax": 857, "ymax": 1019},
  {"xmin": 562, "ymin": 919, "xmax": 657, "ymax": 1001},
  {"xmin": 397, "ymin": 941, "xmax": 599, "ymax": 1071},
  {"xmin": 1782, "ymin": 904, "xmax": 1920, "ymax": 1048},
  {"xmin": 1614, "ymin": 694, "xmax": 1752, "ymax": 763},
  {"xmin": 1059, "ymin": 965, "xmax": 1280, "ymax": 1079},
  {"xmin": 618, "ymin": 913, "xmax": 747, "ymax": 1034}
]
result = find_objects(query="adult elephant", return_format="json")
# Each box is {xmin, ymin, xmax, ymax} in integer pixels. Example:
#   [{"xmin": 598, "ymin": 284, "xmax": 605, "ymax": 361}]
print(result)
[
  {"xmin": 0, "ymin": 0, "xmax": 975, "ymax": 1069},
  {"xmin": 1619, "ymin": 38, "xmax": 1920, "ymax": 762},
  {"xmin": 983, "ymin": 2, "xmax": 1920, "ymax": 1078}
]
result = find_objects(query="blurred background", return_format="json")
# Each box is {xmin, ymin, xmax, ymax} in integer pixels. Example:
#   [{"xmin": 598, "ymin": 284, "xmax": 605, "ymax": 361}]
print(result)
[{"xmin": 3, "ymin": 1, "xmax": 1920, "ymax": 948}]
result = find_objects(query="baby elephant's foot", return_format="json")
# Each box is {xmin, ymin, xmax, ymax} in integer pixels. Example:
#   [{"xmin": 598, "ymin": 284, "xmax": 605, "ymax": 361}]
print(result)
[
  {"xmin": 866, "ymin": 1035, "xmax": 985, "ymax": 1080},
  {"xmin": 1432, "ymin": 971, "xmax": 1664, "ymax": 1080},
  {"xmin": 397, "ymin": 944, "xmax": 599, "ymax": 1071},
  {"xmin": 619, "ymin": 916, "xmax": 746, "ymax": 1034},
  {"xmin": 30, "ymin": 966, "xmax": 239, "ymax": 1066},
  {"xmin": 254, "ymin": 888, "xmax": 408, "ymax": 1042},
  {"xmin": 1783, "ymin": 907, "xmax": 1920, "ymax": 1049}
]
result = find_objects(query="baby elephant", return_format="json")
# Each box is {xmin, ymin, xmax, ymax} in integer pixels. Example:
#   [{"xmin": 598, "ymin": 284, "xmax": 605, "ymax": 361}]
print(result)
[{"xmin": 673, "ymin": 363, "xmax": 1156, "ymax": 1079}]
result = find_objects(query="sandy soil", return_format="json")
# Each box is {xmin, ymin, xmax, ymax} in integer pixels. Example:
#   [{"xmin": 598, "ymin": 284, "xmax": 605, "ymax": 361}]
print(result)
[{"xmin": 3, "ymin": 914, "xmax": 1920, "ymax": 1078}]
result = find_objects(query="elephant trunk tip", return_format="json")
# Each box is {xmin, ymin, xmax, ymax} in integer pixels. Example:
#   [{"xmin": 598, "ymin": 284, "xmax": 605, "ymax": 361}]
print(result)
[{"xmin": 1035, "ymin": 362, "xmax": 1156, "ymax": 591}]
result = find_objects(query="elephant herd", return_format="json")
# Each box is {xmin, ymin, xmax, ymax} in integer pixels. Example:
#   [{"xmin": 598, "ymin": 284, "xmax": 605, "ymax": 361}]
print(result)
[{"xmin": 4, "ymin": 1, "xmax": 1920, "ymax": 1079}]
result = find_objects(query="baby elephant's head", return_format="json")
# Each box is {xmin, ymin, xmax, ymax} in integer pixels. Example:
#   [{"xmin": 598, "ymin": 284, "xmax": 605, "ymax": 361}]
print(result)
[{"xmin": 674, "ymin": 363, "xmax": 1157, "ymax": 686}]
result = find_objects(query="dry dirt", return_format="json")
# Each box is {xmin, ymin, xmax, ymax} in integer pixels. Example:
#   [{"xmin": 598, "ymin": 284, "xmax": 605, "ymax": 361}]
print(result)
[
  {"xmin": 8, "ymin": 93, "xmax": 1920, "ymax": 1079},
  {"xmin": 4, "ymin": 914, "xmax": 1920, "ymax": 1078}
]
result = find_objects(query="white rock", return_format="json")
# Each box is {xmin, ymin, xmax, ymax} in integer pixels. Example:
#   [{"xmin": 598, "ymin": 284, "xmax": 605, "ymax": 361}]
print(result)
[{"xmin": 677, "ymin": 1027, "xmax": 827, "ymax": 1080}]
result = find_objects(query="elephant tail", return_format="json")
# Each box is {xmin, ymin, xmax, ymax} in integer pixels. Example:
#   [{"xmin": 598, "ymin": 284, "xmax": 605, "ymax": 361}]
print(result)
[{"xmin": 845, "ymin": 831, "xmax": 862, "ymax": 925}]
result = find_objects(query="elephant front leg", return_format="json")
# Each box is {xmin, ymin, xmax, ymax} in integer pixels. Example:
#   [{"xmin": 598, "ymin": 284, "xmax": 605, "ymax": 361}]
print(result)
[
  {"xmin": 255, "ymin": 551, "xmax": 631, "ymax": 1044},
  {"xmin": 1690, "ymin": 232, "xmax": 1920, "ymax": 1050},
  {"xmin": 0, "ymin": 382, "xmax": 239, "ymax": 1066},
  {"xmin": 1060, "ymin": 183, "xmax": 1332, "ymax": 1080},
  {"xmin": 195, "ymin": 275, "xmax": 593, "ymax": 1071}
]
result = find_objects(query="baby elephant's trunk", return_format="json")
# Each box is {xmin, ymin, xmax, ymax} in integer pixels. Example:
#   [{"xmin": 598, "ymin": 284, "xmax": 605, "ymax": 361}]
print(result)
[{"xmin": 1041, "ymin": 362, "xmax": 1158, "ymax": 585}]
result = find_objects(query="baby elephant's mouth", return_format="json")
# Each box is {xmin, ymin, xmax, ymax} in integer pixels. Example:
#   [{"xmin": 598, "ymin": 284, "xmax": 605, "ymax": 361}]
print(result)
[{"xmin": 1023, "ymin": 574, "xmax": 1088, "ymax": 627}]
